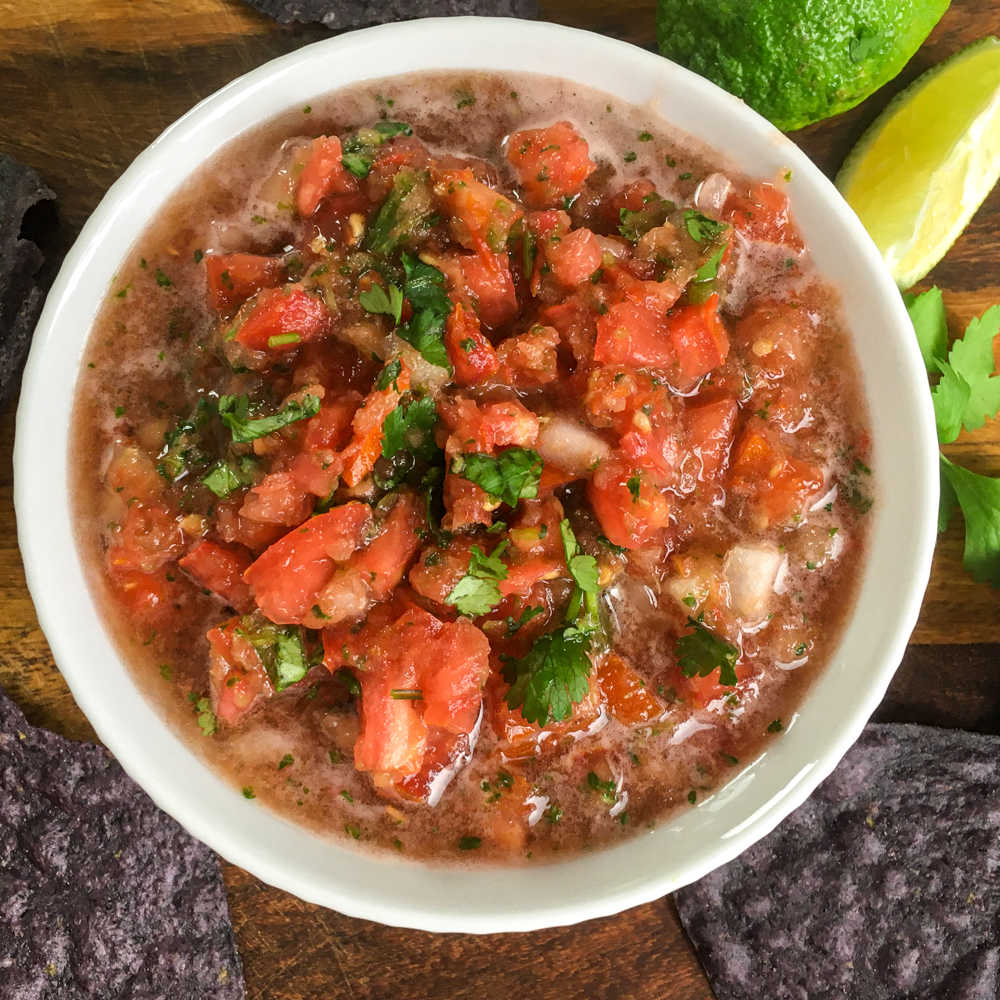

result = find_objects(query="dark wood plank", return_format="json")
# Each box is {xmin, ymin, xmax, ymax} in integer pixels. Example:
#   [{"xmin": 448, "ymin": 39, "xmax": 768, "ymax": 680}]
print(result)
[{"xmin": 0, "ymin": 0, "xmax": 998, "ymax": 997}]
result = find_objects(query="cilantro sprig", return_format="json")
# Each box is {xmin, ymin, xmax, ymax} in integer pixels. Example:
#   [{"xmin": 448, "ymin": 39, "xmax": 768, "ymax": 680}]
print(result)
[
  {"xmin": 218, "ymin": 393, "xmax": 320, "ymax": 443},
  {"xmin": 451, "ymin": 447, "xmax": 542, "ymax": 507},
  {"xmin": 502, "ymin": 520, "xmax": 603, "ymax": 726},
  {"xmin": 396, "ymin": 252, "xmax": 453, "ymax": 370},
  {"xmin": 446, "ymin": 540, "xmax": 509, "ymax": 616},
  {"xmin": 675, "ymin": 616, "xmax": 739, "ymax": 687},
  {"xmin": 359, "ymin": 282, "xmax": 404, "ymax": 325},
  {"xmin": 907, "ymin": 289, "xmax": 1000, "ymax": 585}
]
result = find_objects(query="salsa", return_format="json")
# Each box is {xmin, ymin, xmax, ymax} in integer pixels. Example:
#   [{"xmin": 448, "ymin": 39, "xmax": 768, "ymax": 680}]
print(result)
[{"xmin": 71, "ymin": 71, "xmax": 873, "ymax": 862}]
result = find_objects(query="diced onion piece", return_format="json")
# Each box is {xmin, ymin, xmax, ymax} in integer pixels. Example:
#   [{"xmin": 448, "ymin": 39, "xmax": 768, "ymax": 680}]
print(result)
[
  {"xmin": 536, "ymin": 414, "xmax": 611, "ymax": 476},
  {"xmin": 723, "ymin": 542, "xmax": 782, "ymax": 619},
  {"xmin": 694, "ymin": 172, "xmax": 734, "ymax": 215}
]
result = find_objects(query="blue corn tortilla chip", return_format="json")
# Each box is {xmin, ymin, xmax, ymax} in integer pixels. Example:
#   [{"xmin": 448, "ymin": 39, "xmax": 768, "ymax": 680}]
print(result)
[
  {"xmin": 242, "ymin": 0, "xmax": 536, "ymax": 30},
  {"xmin": 674, "ymin": 723, "xmax": 1000, "ymax": 1000},
  {"xmin": 0, "ymin": 683, "xmax": 245, "ymax": 999},
  {"xmin": 0, "ymin": 154, "xmax": 55, "ymax": 407}
]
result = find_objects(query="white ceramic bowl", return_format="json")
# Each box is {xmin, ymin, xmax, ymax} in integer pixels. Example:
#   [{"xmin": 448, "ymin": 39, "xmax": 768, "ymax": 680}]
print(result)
[{"xmin": 15, "ymin": 17, "xmax": 938, "ymax": 932}]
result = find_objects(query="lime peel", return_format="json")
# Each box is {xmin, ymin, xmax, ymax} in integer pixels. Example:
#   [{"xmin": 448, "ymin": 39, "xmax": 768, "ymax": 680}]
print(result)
[{"xmin": 837, "ymin": 37, "xmax": 1000, "ymax": 289}]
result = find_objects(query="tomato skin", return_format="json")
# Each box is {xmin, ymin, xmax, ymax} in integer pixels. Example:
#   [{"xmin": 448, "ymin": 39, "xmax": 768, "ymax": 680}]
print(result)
[
  {"xmin": 685, "ymin": 396, "xmax": 738, "ymax": 482},
  {"xmin": 598, "ymin": 652, "xmax": 664, "ymax": 725},
  {"xmin": 547, "ymin": 227, "xmax": 602, "ymax": 286},
  {"xmin": 433, "ymin": 167, "xmax": 523, "ymax": 252},
  {"xmin": 178, "ymin": 539, "xmax": 254, "ymax": 611},
  {"xmin": 666, "ymin": 294, "xmax": 730, "ymax": 380},
  {"xmin": 239, "ymin": 471, "xmax": 314, "ymax": 526},
  {"xmin": 244, "ymin": 502, "xmax": 372, "ymax": 624},
  {"xmin": 587, "ymin": 460, "xmax": 671, "ymax": 550},
  {"xmin": 296, "ymin": 135, "xmax": 358, "ymax": 218},
  {"xmin": 506, "ymin": 121, "xmax": 595, "ymax": 208},
  {"xmin": 205, "ymin": 253, "xmax": 286, "ymax": 313},
  {"xmin": 445, "ymin": 302, "xmax": 500, "ymax": 385},
  {"xmin": 207, "ymin": 618, "xmax": 274, "ymax": 726},
  {"xmin": 460, "ymin": 251, "xmax": 518, "ymax": 328},
  {"xmin": 106, "ymin": 502, "xmax": 184, "ymax": 575},
  {"xmin": 234, "ymin": 287, "xmax": 332, "ymax": 352}
]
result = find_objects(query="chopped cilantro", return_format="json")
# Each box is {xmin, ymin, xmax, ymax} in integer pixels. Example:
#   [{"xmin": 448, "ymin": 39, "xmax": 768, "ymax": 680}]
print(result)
[
  {"xmin": 455, "ymin": 91, "xmax": 476, "ymax": 109},
  {"xmin": 218, "ymin": 393, "xmax": 320, "ymax": 443},
  {"xmin": 544, "ymin": 804, "xmax": 563, "ymax": 823},
  {"xmin": 395, "ymin": 252, "xmax": 452, "ymax": 370},
  {"xmin": 458, "ymin": 835, "xmax": 481, "ymax": 850},
  {"xmin": 683, "ymin": 210, "xmax": 726, "ymax": 244},
  {"xmin": 638, "ymin": 130, "xmax": 653, "ymax": 142},
  {"xmin": 626, "ymin": 474, "xmax": 641, "ymax": 502},
  {"xmin": 586, "ymin": 771, "xmax": 617, "ymax": 804},
  {"xmin": 675, "ymin": 617, "xmax": 739, "ymax": 687},
  {"xmin": 242, "ymin": 786, "xmax": 256, "ymax": 799},
  {"xmin": 446, "ymin": 540, "xmax": 509, "ymax": 616},
  {"xmin": 623, "ymin": 151, "xmax": 637, "ymax": 163},
  {"xmin": 277, "ymin": 753, "xmax": 294, "ymax": 770},
  {"xmin": 618, "ymin": 194, "xmax": 673, "ymax": 242},
  {"xmin": 345, "ymin": 823, "xmax": 361, "ymax": 840},
  {"xmin": 452, "ymin": 447, "xmax": 542, "ymax": 507},
  {"xmin": 340, "ymin": 789, "xmax": 353, "ymax": 802},
  {"xmin": 767, "ymin": 718, "xmax": 784, "ymax": 733},
  {"xmin": 687, "ymin": 789, "xmax": 697, "ymax": 804},
  {"xmin": 159, "ymin": 664, "xmax": 172, "ymax": 681},
  {"xmin": 359, "ymin": 281, "xmax": 404, "ymax": 325},
  {"xmin": 377, "ymin": 358, "xmax": 403, "ymax": 391},
  {"xmin": 201, "ymin": 456, "xmax": 258, "ymax": 498},
  {"xmin": 154, "ymin": 268, "xmax": 173, "ymax": 288},
  {"xmin": 193, "ymin": 249, "xmax": 204, "ymax": 263},
  {"xmin": 505, "ymin": 605, "xmax": 544, "ymax": 635},
  {"xmin": 559, "ymin": 519, "xmax": 599, "ymax": 594},
  {"xmin": 236, "ymin": 618, "xmax": 310, "ymax": 691},
  {"xmin": 597, "ymin": 534, "xmax": 627, "ymax": 555}
]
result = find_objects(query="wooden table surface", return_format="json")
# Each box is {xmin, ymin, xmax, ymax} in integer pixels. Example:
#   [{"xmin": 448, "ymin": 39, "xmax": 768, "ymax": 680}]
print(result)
[{"xmin": 2, "ymin": 1, "xmax": 999, "ymax": 997}]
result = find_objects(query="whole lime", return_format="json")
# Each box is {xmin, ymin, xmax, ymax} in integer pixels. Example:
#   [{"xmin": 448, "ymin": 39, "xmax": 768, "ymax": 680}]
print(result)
[{"xmin": 656, "ymin": 0, "xmax": 950, "ymax": 131}]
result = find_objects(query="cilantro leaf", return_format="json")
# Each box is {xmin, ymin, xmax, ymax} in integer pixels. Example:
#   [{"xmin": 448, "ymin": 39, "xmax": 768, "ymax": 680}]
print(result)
[
  {"xmin": 396, "ymin": 252, "xmax": 453, "ymax": 370},
  {"xmin": 559, "ymin": 518, "xmax": 599, "ymax": 594},
  {"xmin": 363, "ymin": 168, "xmax": 431, "ymax": 257},
  {"xmin": 940, "ymin": 455, "xmax": 1000, "ymax": 585},
  {"xmin": 939, "ymin": 457, "xmax": 959, "ymax": 533},
  {"xmin": 675, "ymin": 617, "xmax": 739, "ymax": 687},
  {"xmin": 381, "ymin": 394, "xmax": 439, "ymax": 462},
  {"xmin": 218, "ymin": 394, "xmax": 320, "ymax": 443},
  {"xmin": 376, "ymin": 358, "xmax": 402, "ymax": 391},
  {"xmin": 505, "ymin": 606, "xmax": 544, "ymax": 635},
  {"xmin": 341, "ymin": 122, "xmax": 413, "ymax": 180},
  {"xmin": 201, "ymin": 456, "xmax": 258, "ymax": 498},
  {"xmin": 903, "ymin": 286, "xmax": 948, "ymax": 374},
  {"xmin": 932, "ymin": 304, "xmax": 1000, "ymax": 443},
  {"xmin": 446, "ymin": 541, "xmax": 509, "ymax": 616},
  {"xmin": 683, "ymin": 209, "xmax": 726, "ymax": 244},
  {"xmin": 452, "ymin": 447, "xmax": 542, "ymax": 507},
  {"xmin": 237, "ymin": 618, "xmax": 310, "ymax": 691},
  {"xmin": 502, "ymin": 624, "xmax": 593, "ymax": 726},
  {"xmin": 359, "ymin": 282, "xmax": 404, "ymax": 325}
]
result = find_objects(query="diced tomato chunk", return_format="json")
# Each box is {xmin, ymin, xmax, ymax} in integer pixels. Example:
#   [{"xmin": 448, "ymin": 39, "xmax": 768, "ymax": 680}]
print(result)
[
  {"xmin": 234, "ymin": 287, "xmax": 332, "ymax": 352},
  {"xmin": 106, "ymin": 502, "xmax": 184, "ymax": 575},
  {"xmin": 506, "ymin": 121, "xmax": 595, "ymax": 208},
  {"xmin": 244, "ymin": 502, "xmax": 372, "ymax": 624},
  {"xmin": 341, "ymin": 492, "xmax": 423, "ymax": 603},
  {"xmin": 460, "ymin": 251, "xmax": 518, "ymax": 328},
  {"xmin": 594, "ymin": 300, "xmax": 674, "ymax": 369},
  {"xmin": 495, "ymin": 325, "xmax": 559, "ymax": 387},
  {"xmin": 433, "ymin": 167, "xmax": 522, "ymax": 251},
  {"xmin": 297, "ymin": 135, "xmax": 358, "ymax": 218},
  {"xmin": 666, "ymin": 294, "xmax": 729, "ymax": 380},
  {"xmin": 179, "ymin": 539, "xmax": 254, "ymax": 611},
  {"xmin": 723, "ymin": 182, "xmax": 803, "ymax": 250},
  {"xmin": 587, "ymin": 461, "xmax": 671, "ymax": 550},
  {"xmin": 445, "ymin": 302, "xmax": 500, "ymax": 385},
  {"xmin": 336, "ymin": 364, "xmax": 411, "ymax": 487},
  {"xmin": 681, "ymin": 657, "xmax": 754, "ymax": 709},
  {"xmin": 240, "ymin": 471, "xmax": 314, "ymax": 526},
  {"xmin": 409, "ymin": 535, "xmax": 482, "ymax": 606},
  {"xmin": 685, "ymin": 396, "xmax": 738, "ymax": 482},
  {"xmin": 214, "ymin": 498, "xmax": 286, "ymax": 553},
  {"xmin": 207, "ymin": 618, "xmax": 274, "ymax": 725},
  {"xmin": 598, "ymin": 652, "xmax": 664, "ymax": 725},
  {"xmin": 547, "ymin": 227, "xmax": 602, "ymax": 286},
  {"xmin": 205, "ymin": 253, "xmax": 286, "ymax": 313},
  {"xmin": 728, "ymin": 420, "xmax": 824, "ymax": 526},
  {"xmin": 345, "ymin": 608, "xmax": 490, "ymax": 786},
  {"xmin": 107, "ymin": 568, "xmax": 176, "ymax": 622}
]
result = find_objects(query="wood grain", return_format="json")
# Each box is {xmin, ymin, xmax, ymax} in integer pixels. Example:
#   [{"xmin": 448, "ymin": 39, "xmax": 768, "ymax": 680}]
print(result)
[{"xmin": 0, "ymin": 1, "xmax": 998, "ymax": 997}]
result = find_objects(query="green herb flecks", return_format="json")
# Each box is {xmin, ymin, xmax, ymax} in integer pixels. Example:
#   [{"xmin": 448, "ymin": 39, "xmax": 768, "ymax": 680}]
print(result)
[
  {"xmin": 218, "ymin": 393, "xmax": 320, "ymax": 443},
  {"xmin": 675, "ymin": 616, "xmax": 739, "ymax": 687},
  {"xmin": 451, "ymin": 447, "xmax": 542, "ymax": 508}
]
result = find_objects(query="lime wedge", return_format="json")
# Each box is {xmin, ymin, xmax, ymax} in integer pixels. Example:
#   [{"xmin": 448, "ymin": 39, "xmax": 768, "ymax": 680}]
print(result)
[{"xmin": 836, "ymin": 37, "xmax": 1000, "ymax": 289}]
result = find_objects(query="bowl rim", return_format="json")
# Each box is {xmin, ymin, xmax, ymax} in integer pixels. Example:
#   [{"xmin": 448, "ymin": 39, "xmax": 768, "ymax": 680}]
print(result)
[{"xmin": 14, "ymin": 15, "xmax": 939, "ymax": 933}]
